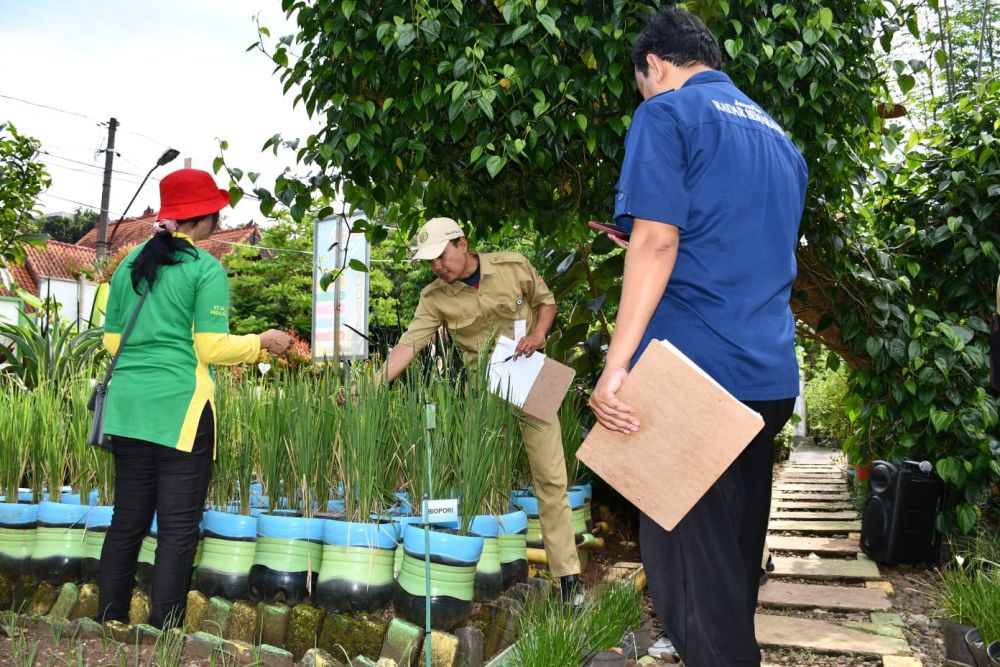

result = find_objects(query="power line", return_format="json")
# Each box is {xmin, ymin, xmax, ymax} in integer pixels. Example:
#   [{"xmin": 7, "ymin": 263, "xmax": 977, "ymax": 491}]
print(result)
[
  {"xmin": 0, "ymin": 92, "xmax": 101, "ymax": 123},
  {"xmin": 39, "ymin": 150, "xmax": 161, "ymax": 182}
]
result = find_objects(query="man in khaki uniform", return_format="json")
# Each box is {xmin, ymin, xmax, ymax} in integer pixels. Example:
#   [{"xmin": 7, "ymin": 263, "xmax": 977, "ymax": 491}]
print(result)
[{"xmin": 382, "ymin": 217, "xmax": 583, "ymax": 603}]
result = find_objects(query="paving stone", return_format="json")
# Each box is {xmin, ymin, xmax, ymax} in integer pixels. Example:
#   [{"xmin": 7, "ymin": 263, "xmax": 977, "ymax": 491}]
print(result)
[
  {"xmin": 288, "ymin": 604, "xmax": 327, "ymax": 661},
  {"xmin": 48, "ymin": 583, "xmax": 79, "ymax": 619},
  {"xmin": 455, "ymin": 626, "xmax": 484, "ymax": 667},
  {"xmin": 769, "ymin": 511, "xmax": 858, "ymax": 520},
  {"xmin": 36, "ymin": 615, "xmax": 71, "ymax": 639},
  {"xmin": 318, "ymin": 611, "xmax": 386, "ymax": 662},
  {"xmin": 430, "ymin": 630, "xmax": 460, "ymax": 667},
  {"xmin": 129, "ymin": 589, "xmax": 151, "ymax": 625},
  {"xmin": 222, "ymin": 638, "xmax": 256, "ymax": 663},
  {"xmin": 301, "ymin": 647, "xmax": 349, "ymax": 667},
  {"xmin": 257, "ymin": 602, "xmax": 292, "ymax": 648},
  {"xmin": 507, "ymin": 582, "xmax": 533, "ymax": 603},
  {"xmin": 200, "ymin": 596, "xmax": 233, "ymax": 636},
  {"xmin": 184, "ymin": 590, "xmax": 209, "ymax": 634},
  {"xmin": 380, "ymin": 617, "xmax": 422, "ymax": 667},
  {"xmin": 257, "ymin": 643, "xmax": 295, "ymax": 667},
  {"xmin": 843, "ymin": 622, "xmax": 906, "ymax": 639},
  {"xmin": 773, "ymin": 484, "xmax": 846, "ymax": 492},
  {"xmin": 28, "ymin": 582, "xmax": 58, "ymax": 616},
  {"xmin": 771, "ymin": 556, "xmax": 881, "ymax": 581},
  {"xmin": 528, "ymin": 576, "xmax": 550, "ymax": 600},
  {"xmin": 375, "ymin": 660, "xmax": 399, "ymax": 667},
  {"xmin": 225, "ymin": 600, "xmax": 257, "ymax": 644},
  {"xmin": 765, "ymin": 536, "xmax": 861, "ymax": 556},
  {"xmin": 74, "ymin": 617, "xmax": 104, "ymax": 639},
  {"xmin": 70, "ymin": 583, "xmax": 99, "ymax": 621},
  {"xmin": 754, "ymin": 613, "xmax": 909, "ymax": 656},
  {"xmin": 757, "ymin": 581, "xmax": 891, "ymax": 611},
  {"xmin": 351, "ymin": 658, "xmax": 377, "ymax": 667},
  {"xmin": 106, "ymin": 619, "xmax": 137, "ymax": 643},
  {"xmin": 771, "ymin": 501, "xmax": 855, "ymax": 510},
  {"xmin": 483, "ymin": 595, "xmax": 522, "ymax": 657},
  {"xmin": 768, "ymin": 519, "xmax": 862, "ymax": 533},
  {"xmin": 185, "ymin": 630, "xmax": 226, "ymax": 659},
  {"xmin": 870, "ymin": 612, "xmax": 905, "ymax": 627},
  {"xmin": 882, "ymin": 656, "xmax": 923, "ymax": 667},
  {"xmin": 866, "ymin": 581, "xmax": 895, "ymax": 596},
  {"xmin": 773, "ymin": 489, "xmax": 850, "ymax": 498}
]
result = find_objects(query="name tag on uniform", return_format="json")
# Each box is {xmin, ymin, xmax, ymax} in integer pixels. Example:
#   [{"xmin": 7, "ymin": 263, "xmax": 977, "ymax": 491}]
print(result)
[{"xmin": 514, "ymin": 319, "xmax": 526, "ymax": 343}]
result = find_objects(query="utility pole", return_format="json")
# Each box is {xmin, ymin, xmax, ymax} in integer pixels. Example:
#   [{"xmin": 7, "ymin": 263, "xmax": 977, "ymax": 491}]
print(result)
[{"xmin": 96, "ymin": 117, "xmax": 119, "ymax": 260}]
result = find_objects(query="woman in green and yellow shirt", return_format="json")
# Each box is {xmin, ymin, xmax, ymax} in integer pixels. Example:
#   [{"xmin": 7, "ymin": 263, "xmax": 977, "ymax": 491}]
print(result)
[{"xmin": 97, "ymin": 169, "xmax": 291, "ymax": 629}]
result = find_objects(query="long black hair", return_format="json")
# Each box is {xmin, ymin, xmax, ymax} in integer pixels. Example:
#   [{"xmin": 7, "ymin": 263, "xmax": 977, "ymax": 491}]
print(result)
[{"xmin": 129, "ymin": 212, "xmax": 219, "ymax": 293}]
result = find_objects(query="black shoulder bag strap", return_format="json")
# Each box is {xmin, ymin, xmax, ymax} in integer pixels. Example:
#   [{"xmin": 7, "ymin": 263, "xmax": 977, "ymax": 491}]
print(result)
[{"xmin": 87, "ymin": 288, "xmax": 149, "ymax": 448}]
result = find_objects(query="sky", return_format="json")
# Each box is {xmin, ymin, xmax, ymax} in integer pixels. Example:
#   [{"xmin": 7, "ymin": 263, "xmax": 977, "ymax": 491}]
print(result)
[{"xmin": 0, "ymin": 0, "xmax": 316, "ymax": 224}]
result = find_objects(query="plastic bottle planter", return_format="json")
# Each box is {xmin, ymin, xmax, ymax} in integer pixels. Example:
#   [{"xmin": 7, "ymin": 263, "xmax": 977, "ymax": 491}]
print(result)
[
  {"xmin": 496, "ymin": 510, "xmax": 529, "ymax": 590},
  {"xmin": 510, "ymin": 492, "xmax": 544, "ymax": 549},
  {"xmin": 316, "ymin": 520, "xmax": 397, "ymax": 613},
  {"xmin": 136, "ymin": 515, "xmax": 159, "ymax": 592},
  {"xmin": 249, "ymin": 512, "xmax": 324, "ymax": 606},
  {"xmin": 81, "ymin": 505, "xmax": 114, "ymax": 582},
  {"xmin": 30, "ymin": 501, "xmax": 90, "ymax": 585},
  {"xmin": 391, "ymin": 515, "xmax": 424, "ymax": 580},
  {"xmin": 570, "ymin": 483, "xmax": 594, "ymax": 532},
  {"xmin": 469, "ymin": 515, "xmax": 503, "ymax": 602},
  {"xmin": 195, "ymin": 511, "xmax": 258, "ymax": 600},
  {"xmin": 394, "ymin": 524, "xmax": 483, "ymax": 631},
  {"xmin": 567, "ymin": 487, "xmax": 589, "ymax": 539},
  {"xmin": 0, "ymin": 503, "xmax": 38, "ymax": 578}
]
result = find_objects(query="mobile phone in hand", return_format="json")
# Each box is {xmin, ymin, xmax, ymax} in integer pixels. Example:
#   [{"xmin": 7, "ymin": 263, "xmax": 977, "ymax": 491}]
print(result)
[{"xmin": 587, "ymin": 220, "xmax": 631, "ymax": 240}]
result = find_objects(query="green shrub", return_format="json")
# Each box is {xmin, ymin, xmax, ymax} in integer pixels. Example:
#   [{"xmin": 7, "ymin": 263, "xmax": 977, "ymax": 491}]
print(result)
[
  {"xmin": 935, "ymin": 556, "xmax": 1000, "ymax": 644},
  {"xmin": 803, "ymin": 355, "xmax": 853, "ymax": 447}
]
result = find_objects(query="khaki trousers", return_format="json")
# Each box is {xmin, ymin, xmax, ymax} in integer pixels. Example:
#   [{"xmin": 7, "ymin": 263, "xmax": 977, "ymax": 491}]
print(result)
[{"xmin": 520, "ymin": 414, "xmax": 581, "ymax": 578}]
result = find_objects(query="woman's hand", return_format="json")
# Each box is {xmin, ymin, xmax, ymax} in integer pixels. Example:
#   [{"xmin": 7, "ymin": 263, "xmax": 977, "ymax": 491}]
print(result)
[
  {"xmin": 588, "ymin": 366, "xmax": 639, "ymax": 433},
  {"xmin": 260, "ymin": 329, "xmax": 293, "ymax": 357}
]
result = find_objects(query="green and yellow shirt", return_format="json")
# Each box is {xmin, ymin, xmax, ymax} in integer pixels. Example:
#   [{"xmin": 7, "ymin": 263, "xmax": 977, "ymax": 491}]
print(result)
[{"xmin": 102, "ymin": 233, "xmax": 259, "ymax": 452}]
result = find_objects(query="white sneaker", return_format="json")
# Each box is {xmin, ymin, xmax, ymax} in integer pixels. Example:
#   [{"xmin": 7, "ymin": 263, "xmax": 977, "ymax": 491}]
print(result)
[{"xmin": 648, "ymin": 633, "xmax": 680, "ymax": 662}]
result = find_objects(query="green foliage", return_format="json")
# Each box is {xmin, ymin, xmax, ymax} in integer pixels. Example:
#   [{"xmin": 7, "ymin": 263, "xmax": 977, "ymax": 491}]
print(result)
[
  {"xmin": 0, "ymin": 122, "xmax": 50, "ymax": 265},
  {"xmin": 0, "ymin": 307, "xmax": 105, "ymax": 391},
  {"xmin": 37, "ymin": 208, "xmax": 98, "ymax": 245},
  {"xmin": 512, "ymin": 581, "xmax": 644, "ymax": 665},
  {"xmin": 223, "ymin": 217, "xmax": 314, "ymax": 340},
  {"xmin": 935, "ymin": 555, "xmax": 1000, "ymax": 644},
  {"xmin": 832, "ymin": 77, "xmax": 1000, "ymax": 533},
  {"xmin": 803, "ymin": 352, "xmax": 853, "ymax": 448}
]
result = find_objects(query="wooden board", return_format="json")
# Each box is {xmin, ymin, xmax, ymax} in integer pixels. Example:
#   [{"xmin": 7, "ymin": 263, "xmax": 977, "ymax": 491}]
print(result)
[
  {"xmin": 769, "ymin": 519, "xmax": 862, "ymax": 533},
  {"xmin": 771, "ymin": 501, "xmax": 855, "ymax": 510},
  {"xmin": 757, "ymin": 581, "xmax": 891, "ymax": 611},
  {"xmin": 770, "ymin": 556, "xmax": 881, "ymax": 580},
  {"xmin": 765, "ymin": 535, "xmax": 861, "ymax": 555},
  {"xmin": 521, "ymin": 357, "xmax": 576, "ymax": 424},
  {"xmin": 577, "ymin": 340, "xmax": 764, "ymax": 531},
  {"xmin": 774, "ymin": 484, "xmax": 846, "ymax": 492},
  {"xmin": 769, "ymin": 511, "xmax": 858, "ymax": 520},
  {"xmin": 755, "ymin": 614, "xmax": 909, "ymax": 655}
]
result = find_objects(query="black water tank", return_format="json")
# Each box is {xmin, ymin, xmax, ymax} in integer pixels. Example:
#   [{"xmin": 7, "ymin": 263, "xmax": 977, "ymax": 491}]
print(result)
[{"xmin": 860, "ymin": 460, "xmax": 943, "ymax": 565}]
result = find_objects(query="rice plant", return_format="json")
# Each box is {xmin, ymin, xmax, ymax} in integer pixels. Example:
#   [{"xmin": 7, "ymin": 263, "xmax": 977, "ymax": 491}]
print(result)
[
  {"xmin": 0, "ymin": 382, "xmax": 32, "ymax": 502},
  {"xmin": 560, "ymin": 389, "xmax": 590, "ymax": 485},
  {"xmin": 335, "ymin": 368, "xmax": 399, "ymax": 521},
  {"xmin": 284, "ymin": 373, "xmax": 339, "ymax": 516},
  {"xmin": 448, "ymin": 369, "xmax": 522, "ymax": 534},
  {"xmin": 251, "ymin": 379, "xmax": 290, "ymax": 514},
  {"xmin": 33, "ymin": 386, "xmax": 68, "ymax": 503},
  {"xmin": 210, "ymin": 372, "xmax": 245, "ymax": 512}
]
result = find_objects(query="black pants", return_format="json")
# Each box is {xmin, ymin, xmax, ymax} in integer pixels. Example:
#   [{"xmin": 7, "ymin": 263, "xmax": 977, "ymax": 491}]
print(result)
[
  {"xmin": 98, "ymin": 403, "xmax": 214, "ymax": 629},
  {"xmin": 641, "ymin": 398, "xmax": 795, "ymax": 667}
]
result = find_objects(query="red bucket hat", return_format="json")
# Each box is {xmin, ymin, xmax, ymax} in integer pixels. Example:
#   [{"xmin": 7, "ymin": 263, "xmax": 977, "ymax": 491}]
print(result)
[{"xmin": 156, "ymin": 169, "xmax": 231, "ymax": 221}]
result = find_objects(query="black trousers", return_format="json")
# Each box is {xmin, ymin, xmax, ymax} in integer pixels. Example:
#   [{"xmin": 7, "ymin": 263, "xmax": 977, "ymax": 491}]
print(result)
[
  {"xmin": 98, "ymin": 403, "xmax": 214, "ymax": 629},
  {"xmin": 641, "ymin": 398, "xmax": 795, "ymax": 667}
]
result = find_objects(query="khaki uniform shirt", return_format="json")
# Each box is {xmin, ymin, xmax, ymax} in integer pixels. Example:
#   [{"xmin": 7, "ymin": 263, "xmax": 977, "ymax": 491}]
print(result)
[{"xmin": 398, "ymin": 252, "xmax": 555, "ymax": 365}]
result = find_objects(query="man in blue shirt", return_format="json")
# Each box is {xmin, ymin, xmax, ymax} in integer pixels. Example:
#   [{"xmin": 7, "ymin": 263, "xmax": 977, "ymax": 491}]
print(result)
[{"xmin": 589, "ymin": 6, "xmax": 807, "ymax": 665}]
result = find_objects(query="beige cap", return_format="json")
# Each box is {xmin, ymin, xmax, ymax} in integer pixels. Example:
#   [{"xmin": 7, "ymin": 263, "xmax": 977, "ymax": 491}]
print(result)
[{"xmin": 411, "ymin": 217, "xmax": 465, "ymax": 261}]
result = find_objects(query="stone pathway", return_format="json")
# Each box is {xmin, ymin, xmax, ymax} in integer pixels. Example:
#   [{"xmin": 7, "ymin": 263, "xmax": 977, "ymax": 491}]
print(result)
[{"xmin": 756, "ymin": 446, "xmax": 921, "ymax": 666}]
